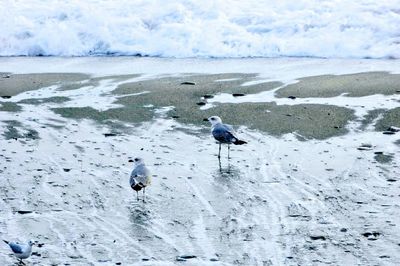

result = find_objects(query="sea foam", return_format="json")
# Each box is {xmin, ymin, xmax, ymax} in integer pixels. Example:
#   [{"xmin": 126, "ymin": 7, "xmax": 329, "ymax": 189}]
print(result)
[{"xmin": 0, "ymin": 0, "xmax": 399, "ymax": 58}]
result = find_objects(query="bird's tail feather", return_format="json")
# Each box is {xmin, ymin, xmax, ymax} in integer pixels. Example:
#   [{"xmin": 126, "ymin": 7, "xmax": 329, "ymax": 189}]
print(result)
[
  {"xmin": 3, "ymin": 240, "xmax": 9, "ymax": 245},
  {"xmin": 233, "ymin": 139, "xmax": 247, "ymax": 145}
]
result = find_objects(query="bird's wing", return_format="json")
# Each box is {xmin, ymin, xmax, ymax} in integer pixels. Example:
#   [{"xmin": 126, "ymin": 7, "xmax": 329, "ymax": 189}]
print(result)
[
  {"xmin": 9, "ymin": 243, "xmax": 24, "ymax": 254},
  {"xmin": 130, "ymin": 165, "xmax": 151, "ymax": 186},
  {"xmin": 212, "ymin": 124, "xmax": 237, "ymax": 143}
]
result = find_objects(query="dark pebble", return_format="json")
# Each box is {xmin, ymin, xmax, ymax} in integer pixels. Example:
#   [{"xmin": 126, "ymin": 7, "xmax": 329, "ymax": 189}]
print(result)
[
  {"xmin": 178, "ymin": 255, "xmax": 197, "ymax": 259},
  {"xmin": 232, "ymin": 93, "xmax": 245, "ymax": 97},
  {"xmin": 374, "ymin": 151, "xmax": 383, "ymax": 154},
  {"xmin": 340, "ymin": 228, "xmax": 347, "ymax": 232},
  {"xmin": 287, "ymin": 96, "xmax": 296, "ymax": 100},
  {"xmin": 142, "ymin": 258, "xmax": 150, "ymax": 261},
  {"xmin": 63, "ymin": 168, "xmax": 71, "ymax": 172},
  {"xmin": 172, "ymin": 115, "xmax": 180, "ymax": 118},
  {"xmin": 1, "ymin": 96, "xmax": 12, "ymax": 99},
  {"xmin": 115, "ymin": 263, "xmax": 122, "ymax": 265},
  {"xmin": 383, "ymin": 131, "xmax": 395, "ymax": 135},
  {"xmin": 196, "ymin": 102, "xmax": 206, "ymax": 106},
  {"xmin": 104, "ymin": 133, "xmax": 118, "ymax": 137},
  {"xmin": 203, "ymin": 94, "xmax": 214, "ymax": 99},
  {"xmin": 180, "ymin": 82, "xmax": 196, "ymax": 85},
  {"xmin": 17, "ymin": 210, "xmax": 33, "ymax": 214},
  {"xmin": 310, "ymin": 235, "xmax": 326, "ymax": 241},
  {"xmin": 387, "ymin": 179, "xmax": 397, "ymax": 182},
  {"xmin": 210, "ymin": 258, "xmax": 219, "ymax": 261},
  {"xmin": 387, "ymin": 126, "xmax": 400, "ymax": 132}
]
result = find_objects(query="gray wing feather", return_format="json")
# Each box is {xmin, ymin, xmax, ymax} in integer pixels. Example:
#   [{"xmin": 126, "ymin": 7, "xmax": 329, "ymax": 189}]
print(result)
[
  {"xmin": 130, "ymin": 164, "xmax": 151, "ymax": 186},
  {"xmin": 9, "ymin": 243, "xmax": 24, "ymax": 254},
  {"xmin": 212, "ymin": 123, "xmax": 238, "ymax": 143}
]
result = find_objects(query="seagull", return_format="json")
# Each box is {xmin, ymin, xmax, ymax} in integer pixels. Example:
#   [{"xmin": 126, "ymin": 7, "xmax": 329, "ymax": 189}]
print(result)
[
  {"xmin": 129, "ymin": 157, "xmax": 151, "ymax": 202},
  {"xmin": 205, "ymin": 116, "xmax": 247, "ymax": 159},
  {"xmin": 3, "ymin": 240, "xmax": 34, "ymax": 263}
]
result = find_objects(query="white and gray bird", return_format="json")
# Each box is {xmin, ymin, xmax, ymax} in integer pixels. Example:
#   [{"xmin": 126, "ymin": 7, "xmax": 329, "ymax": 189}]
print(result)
[
  {"xmin": 3, "ymin": 240, "xmax": 34, "ymax": 263},
  {"xmin": 205, "ymin": 116, "xmax": 247, "ymax": 159},
  {"xmin": 129, "ymin": 157, "xmax": 151, "ymax": 202}
]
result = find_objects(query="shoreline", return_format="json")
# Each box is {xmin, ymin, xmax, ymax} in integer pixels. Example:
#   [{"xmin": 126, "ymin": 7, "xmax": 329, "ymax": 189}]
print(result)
[{"xmin": 1, "ymin": 70, "xmax": 400, "ymax": 140}]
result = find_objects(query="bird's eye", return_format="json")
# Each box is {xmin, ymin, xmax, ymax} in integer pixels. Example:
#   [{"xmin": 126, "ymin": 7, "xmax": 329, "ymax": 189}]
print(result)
[{"xmin": 134, "ymin": 158, "xmax": 139, "ymax": 161}]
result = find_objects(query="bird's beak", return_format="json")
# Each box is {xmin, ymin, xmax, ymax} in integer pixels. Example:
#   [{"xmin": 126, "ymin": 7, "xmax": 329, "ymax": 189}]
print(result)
[{"xmin": 203, "ymin": 118, "xmax": 208, "ymax": 122}]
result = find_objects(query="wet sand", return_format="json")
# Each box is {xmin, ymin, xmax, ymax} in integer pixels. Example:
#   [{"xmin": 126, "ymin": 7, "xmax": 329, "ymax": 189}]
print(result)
[{"xmin": 1, "ymin": 66, "xmax": 400, "ymax": 265}]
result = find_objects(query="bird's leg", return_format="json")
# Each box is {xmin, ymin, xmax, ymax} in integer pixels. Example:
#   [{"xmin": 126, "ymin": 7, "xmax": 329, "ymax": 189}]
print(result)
[
  {"xmin": 136, "ymin": 191, "xmax": 139, "ymax": 201},
  {"xmin": 218, "ymin": 143, "xmax": 221, "ymax": 159},
  {"xmin": 143, "ymin": 187, "xmax": 146, "ymax": 203},
  {"xmin": 228, "ymin": 144, "xmax": 230, "ymax": 159}
]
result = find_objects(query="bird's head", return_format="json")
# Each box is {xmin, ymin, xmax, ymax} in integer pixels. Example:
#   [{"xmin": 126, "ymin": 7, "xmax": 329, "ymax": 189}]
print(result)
[
  {"xmin": 205, "ymin": 116, "xmax": 222, "ymax": 126},
  {"xmin": 131, "ymin": 157, "xmax": 144, "ymax": 165},
  {"xmin": 28, "ymin": 240, "xmax": 34, "ymax": 246}
]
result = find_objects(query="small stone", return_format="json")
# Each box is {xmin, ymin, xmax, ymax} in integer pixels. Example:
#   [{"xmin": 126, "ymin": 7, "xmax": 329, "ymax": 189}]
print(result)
[
  {"xmin": 196, "ymin": 102, "xmax": 206, "ymax": 106},
  {"xmin": 383, "ymin": 131, "xmax": 395, "ymax": 135},
  {"xmin": 63, "ymin": 168, "xmax": 71, "ymax": 172},
  {"xmin": 287, "ymin": 96, "xmax": 296, "ymax": 100},
  {"xmin": 310, "ymin": 235, "xmax": 326, "ymax": 241},
  {"xmin": 203, "ymin": 94, "xmax": 214, "ymax": 99},
  {"xmin": 232, "ymin": 93, "xmax": 245, "ymax": 97},
  {"xmin": 180, "ymin": 81, "xmax": 196, "ymax": 85},
  {"xmin": 17, "ymin": 210, "xmax": 33, "ymax": 214},
  {"xmin": 104, "ymin": 133, "xmax": 118, "ymax": 137}
]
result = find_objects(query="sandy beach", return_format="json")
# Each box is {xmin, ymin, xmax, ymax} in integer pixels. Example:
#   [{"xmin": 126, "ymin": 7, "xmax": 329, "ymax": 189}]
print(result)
[{"xmin": 1, "ymin": 58, "xmax": 400, "ymax": 265}]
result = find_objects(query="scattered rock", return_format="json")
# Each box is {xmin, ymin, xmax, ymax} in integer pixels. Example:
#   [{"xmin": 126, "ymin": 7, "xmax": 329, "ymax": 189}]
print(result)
[
  {"xmin": 196, "ymin": 102, "xmax": 206, "ymax": 106},
  {"xmin": 382, "ymin": 131, "xmax": 395, "ymax": 135},
  {"xmin": 387, "ymin": 178, "xmax": 397, "ymax": 182},
  {"xmin": 232, "ymin": 93, "xmax": 245, "ymax": 97},
  {"xmin": 172, "ymin": 115, "xmax": 180, "ymax": 118},
  {"xmin": 17, "ymin": 210, "xmax": 33, "ymax": 214},
  {"xmin": 176, "ymin": 255, "xmax": 197, "ymax": 261},
  {"xmin": 142, "ymin": 258, "xmax": 150, "ymax": 261},
  {"xmin": 287, "ymin": 96, "xmax": 296, "ymax": 100},
  {"xmin": 180, "ymin": 82, "xmax": 196, "ymax": 85},
  {"xmin": 104, "ymin": 133, "xmax": 118, "ymax": 137},
  {"xmin": 63, "ymin": 168, "xmax": 71, "ymax": 172},
  {"xmin": 203, "ymin": 94, "xmax": 214, "ymax": 99},
  {"xmin": 310, "ymin": 235, "xmax": 326, "ymax": 241},
  {"xmin": 1, "ymin": 95, "xmax": 12, "ymax": 99},
  {"xmin": 340, "ymin": 228, "xmax": 347, "ymax": 232},
  {"xmin": 374, "ymin": 151, "xmax": 383, "ymax": 154},
  {"xmin": 387, "ymin": 126, "xmax": 400, "ymax": 132},
  {"xmin": 210, "ymin": 258, "xmax": 219, "ymax": 261}
]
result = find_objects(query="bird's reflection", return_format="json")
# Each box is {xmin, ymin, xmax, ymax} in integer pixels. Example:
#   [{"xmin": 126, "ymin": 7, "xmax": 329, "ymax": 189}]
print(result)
[
  {"xmin": 128, "ymin": 203, "xmax": 152, "ymax": 227},
  {"xmin": 214, "ymin": 159, "xmax": 241, "ymax": 183}
]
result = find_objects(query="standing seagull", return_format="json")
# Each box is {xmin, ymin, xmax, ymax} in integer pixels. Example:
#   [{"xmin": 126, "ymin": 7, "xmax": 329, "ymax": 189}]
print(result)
[
  {"xmin": 129, "ymin": 157, "xmax": 151, "ymax": 202},
  {"xmin": 3, "ymin": 240, "xmax": 34, "ymax": 263},
  {"xmin": 205, "ymin": 116, "xmax": 247, "ymax": 159}
]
